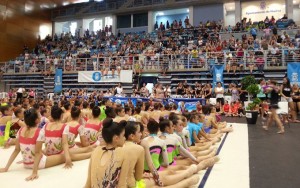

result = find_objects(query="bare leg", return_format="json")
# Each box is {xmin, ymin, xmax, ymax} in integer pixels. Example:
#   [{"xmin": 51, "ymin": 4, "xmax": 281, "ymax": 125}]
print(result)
[
  {"xmin": 190, "ymin": 143, "xmax": 212, "ymax": 151},
  {"xmin": 70, "ymin": 152, "xmax": 92, "ymax": 161},
  {"xmin": 45, "ymin": 154, "xmax": 66, "ymax": 168},
  {"xmin": 69, "ymin": 146, "xmax": 93, "ymax": 154},
  {"xmin": 273, "ymin": 112, "xmax": 284, "ymax": 134},
  {"xmin": 144, "ymin": 174, "xmax": 200, "ymax": 188},
  {"xmin": 45, "ymin": 152, "xmax": 92, "ymax": 168},
  {"xmin": 289, "ymin": 101, "xmax": 297, "ymax": 121},
  {"xmin": 160, "ymin": 168, "xmax": 196, "ymax": 186},
  {"xmin": 191, "ymin": 147, "xmax": 214, "ymax": 156}
]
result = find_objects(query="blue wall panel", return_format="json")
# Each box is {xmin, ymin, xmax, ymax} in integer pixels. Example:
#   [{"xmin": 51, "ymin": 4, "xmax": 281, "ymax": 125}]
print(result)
[{"xmin": 193, "ymin": 4, "xmax": 224, "ymax": 25}]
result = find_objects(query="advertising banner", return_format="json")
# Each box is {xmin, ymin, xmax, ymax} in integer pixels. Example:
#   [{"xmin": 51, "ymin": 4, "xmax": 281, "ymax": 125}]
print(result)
[
  {"xmin": 54, "ymin": 69, "xmax": 63, "ymax": 93},
  {"xmin": 103, "ymin": 97, "xmax": 206, "ymax": 112},
  {"xmin": 213, "ymin": 64, "xmax": 224, "ymax": 87},
  {"xmin": 78, "ymin": 70, "xmax": 133, "ymax": 83},
  {"xmin": 287, "ymin": 63, "xmax": 300, "ymax": 86},
  {"xmin": 241, "ymin": 1, "xmax": 285, "ymax": 22}
]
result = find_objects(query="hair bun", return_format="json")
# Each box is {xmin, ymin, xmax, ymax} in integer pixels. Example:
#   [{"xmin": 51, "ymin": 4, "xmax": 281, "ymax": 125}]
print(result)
[
  {"xmin": 71, "ymin": 106, "xmax": 78, "ymax": 111},
  {"xmin": 103, "ymin": 118, "xmax": 113, "ymax": 128},
  {"xmin": 118, "ymin": 120, "xmax": 127, "ymax": 127},
  {"xmin": 159, "ymin": 117, "xmax": 165, "ymax": 123}
]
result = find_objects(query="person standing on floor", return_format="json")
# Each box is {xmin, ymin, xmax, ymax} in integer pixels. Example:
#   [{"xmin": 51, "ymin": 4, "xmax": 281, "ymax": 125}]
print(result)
[{"xmin": 263, "ymin": 80, "xmax": 284, "ymax": 134}]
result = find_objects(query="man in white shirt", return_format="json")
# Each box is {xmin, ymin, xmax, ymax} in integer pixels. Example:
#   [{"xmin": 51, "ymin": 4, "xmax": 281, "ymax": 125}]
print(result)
[{"xmin": 16, "ymin": 87, "xmax": 25, "ymax": 104}]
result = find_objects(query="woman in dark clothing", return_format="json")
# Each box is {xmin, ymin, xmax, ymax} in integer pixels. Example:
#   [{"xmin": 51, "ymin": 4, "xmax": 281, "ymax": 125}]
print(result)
[{"xmin": 263, "ymin": 80, "xmax": 284, "ymax": 134}]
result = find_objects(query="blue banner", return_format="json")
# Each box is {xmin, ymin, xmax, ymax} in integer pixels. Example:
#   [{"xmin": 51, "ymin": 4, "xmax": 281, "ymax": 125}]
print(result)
[
  {"xmin": 103, "ymin": 97, "xmax": 206, "ymax": 112},
  {"xmin": 287, "ymin": 63, "xmax": 300, "ymax": 86},
  {"xmin": 54, "ymin": 69, "xmax": 63, "ymax": 93},
  {"xmin": 213, "ymin": 64, "xmax": 224, "ymax": 87}
]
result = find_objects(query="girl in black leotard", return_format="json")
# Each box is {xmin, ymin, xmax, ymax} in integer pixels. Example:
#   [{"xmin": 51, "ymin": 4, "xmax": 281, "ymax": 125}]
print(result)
[
  {"xmin": 263, "ymin": 80, "xmax": 284, "ymax": 134},
  {"xmin": 203, "ymin": 84, "xmax": 212, "ymax": 99},
  {"xmin": 292, "ymin": 84, "xmax": 300, "ymax": 118},
  {"xmin": 280, "ymin": 77, "xmax": 299, "ymax": 122},
  {"xmin": 176, "ymin": 83, "xmax": 185, "ymax": 96}
]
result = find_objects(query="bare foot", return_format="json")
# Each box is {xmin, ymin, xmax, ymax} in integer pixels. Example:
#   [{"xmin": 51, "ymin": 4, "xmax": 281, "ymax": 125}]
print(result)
[
  {"xmin": 202, "ymin": 156, "xmax": 220, "ymax": 168},
  {"xmin": 187, "ymin": 174, "xmax": 200, "ymax": 186},
  {"xmin": 277, "ymin": 128, "xmax": 285, "ymax": 134},
  {"xmin": 196, "ymin": 147, "xmax": 214, "ymax": 156},
  {"xmin": 226, "ymin": 127, "xmax": 234, "ymax": 132},
  {"xmin": 188, "ymin": 164, "xmax": 198, "ymax": 176}
]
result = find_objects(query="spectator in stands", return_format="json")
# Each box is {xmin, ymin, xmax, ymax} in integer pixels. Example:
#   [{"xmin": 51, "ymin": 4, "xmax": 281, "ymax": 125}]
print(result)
[
  {"xmin": 264, "ymin": 16, "xmax": 270, "ymax": 27},
  {"xmin": 295, "ymin": 30, "xmax": 300, "ymax": 39},
  {"xmin": 16, "ymin": 88, "xmax": 25, "ymax": 104},
  {"xmin": 184, "ymin": 16, "xmax": 190, "ymax": 28},
  {"xmin": 215, "ymin": 82, "xmax": 225, "ymax": 111},
  {"xmin": 115, "ymin": 83, "xmax": 123, "ymax": 96},
  {"xmin": 164, "ymin": 85, "xmax": 171, "ymax": 98},
  {"xmin": 140, "ymin": 83, "xmax": 149, "ymax": 97},
  {"xmin": 263, "ymin": 27, "xmax": 271, "ymax": 40},
  {"xmin": 203, "ymin": 84, "xmax": 212, "ymax": 102},
  {"xmin": 247, "ymin": 52, "xmax": 255, "ymax": 74},
  {"xmin": 250, "ymin": 26, "xmax": 257, "ymax": 40},
  {"xmin": 179, "ymin": 19, "xmax": 182, "ymax": 27},
  {"xmin": 176, "ymin": 82, "xmax": 185, "ymax": 96},
  {"xmin": 282, "ymin": 14, "xmax": 288, "ymax": 20},
  {"xmin": 166, "ymin": 20, "xmax": 170, "ymax": 29},
  {"xmin": 154, "ymin": 21, "xmax": 158, "ymax": 30},
  {"xmin": 255, "ymin": 51, "xmax": 265, "ymax": 73}
]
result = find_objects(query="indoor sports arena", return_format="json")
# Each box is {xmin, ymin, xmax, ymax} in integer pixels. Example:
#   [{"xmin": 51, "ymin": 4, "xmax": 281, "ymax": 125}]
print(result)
[{"xmin": 0, "ymin": 0, "xmax": 300, "ymax": 187}]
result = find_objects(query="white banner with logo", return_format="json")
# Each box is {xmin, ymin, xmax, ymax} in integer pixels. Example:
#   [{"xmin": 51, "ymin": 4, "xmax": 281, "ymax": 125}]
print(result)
[
  {"xmin": 241, "ymin": 0, "xmax": 285, "ymax": 22},
  {"xmin": 78, "ymin": 70, "xmax": 133, "ymax": 83}
]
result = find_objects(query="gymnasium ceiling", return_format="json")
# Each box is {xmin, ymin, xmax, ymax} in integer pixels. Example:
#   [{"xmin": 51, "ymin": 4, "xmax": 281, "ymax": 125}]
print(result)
[{"xmin": 0, "ymin": 0, "xmax": 102, "ymax": 14}]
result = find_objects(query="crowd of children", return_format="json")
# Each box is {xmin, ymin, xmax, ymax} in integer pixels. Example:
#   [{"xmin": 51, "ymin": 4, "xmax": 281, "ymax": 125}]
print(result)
[{"xmin": 0, "ymin": 96, "xmax": 234, "ymax": 187}]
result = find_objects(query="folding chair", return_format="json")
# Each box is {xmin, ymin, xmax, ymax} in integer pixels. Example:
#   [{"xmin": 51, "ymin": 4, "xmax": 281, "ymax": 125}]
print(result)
[{"xmin": 277, "ymin": 101, "xmax": 290, "ymax": 128}]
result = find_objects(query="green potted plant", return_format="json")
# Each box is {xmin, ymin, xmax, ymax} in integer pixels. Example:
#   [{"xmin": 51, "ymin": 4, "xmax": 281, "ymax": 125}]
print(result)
[
  {"xmin": 241, "ymin": 75, "xmax": 257, "ymax": 101},
  {"xmin": 241, "ymin": 75, "xmax": 261, "ymax": 124},
  {"xmin": 244, "ymin": 81, "xmax": 261, "ymax": 124}
]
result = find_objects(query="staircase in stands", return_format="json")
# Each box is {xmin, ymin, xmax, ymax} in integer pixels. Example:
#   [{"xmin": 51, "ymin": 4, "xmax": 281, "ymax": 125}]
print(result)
[{"xmin": 43, "ymin": 76, "xmax": 55, "ymax": 97}]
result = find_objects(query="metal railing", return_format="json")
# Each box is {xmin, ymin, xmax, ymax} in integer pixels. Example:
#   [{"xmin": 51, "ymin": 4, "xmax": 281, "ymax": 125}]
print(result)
[{"xmin": 1, "ymin": 49, "xmax": 299, "ymax": 74}]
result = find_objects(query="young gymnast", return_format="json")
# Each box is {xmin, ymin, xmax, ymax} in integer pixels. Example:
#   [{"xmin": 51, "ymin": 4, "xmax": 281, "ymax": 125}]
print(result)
[
  {"xmin": 84, "ymin": 106, "xmax": 103, "ymax": 145},
  {"xmin": 66, "ymin": 106, "xmax": 89, "ymax": 148},
  {"xmin": 142, "ymin": 118, "xmax": 200, "ymax": 187},
  {"xmin": 41, "ymin": 105, "xmax": 71, "ymax": 158},
  {"xmin": 81, "ymin": 101, "xmax": 92, "ymax": 121},
  {"xmin": 123, "ymin": 121, "xmax": 146, "ymax": 188},
  {"xmin": 62, "ymin": 101, "xmax": 72, "ymax": 123},
  {"xmin": 0, "ymin": 108, "xmax": 90, "ymax": 181},
  {"xmin": 171, "ymin": 115, "xmax": 215, "ymax": 157},
  {"xmin": 159, "ymin": 118, "xmax": 218, "ymax": 168},
  {"xmin": 113, "ymin": 106, "xmax": 128, "ymax": 123},
  {"xmin": 180, "ymin": 115, "xmax": 191, "ymax": 147},
  {"xmin": 38, "ymin": 107, "xmax": 50, "ymax": 129},
  {"xmin": 85, "ymin": 118, "xmax": 129, "ymax": 188},
  {"xmin": 186, "ymin": 114, "xmax": 211, "ymax": 146},
  {"xmin": 223, "ymin": 101, "xmax": 231, "ymax": 116},
  {"xmin": 4, "ymin": 107, "xmax": 26, "ymax": 148},
  {"xmin": 202, "ymin": 105, "xmax": 233, "ymax": 134},
  {"xmin": 158, "ymin": 118, "xmax": 199, "ymax": 165},
  {"xmin": 0, "ymin": 104, "xmax": 13, "ymax": 147}
]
